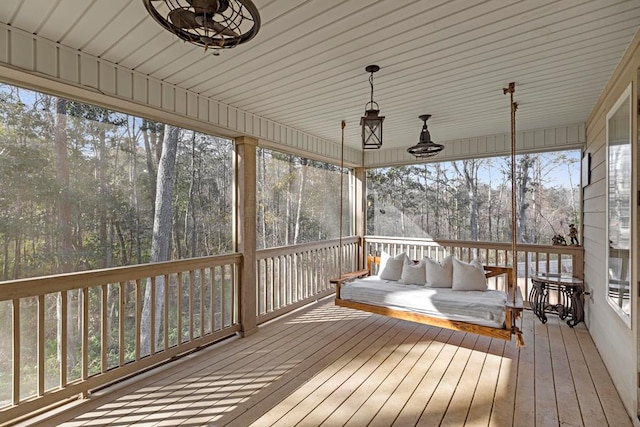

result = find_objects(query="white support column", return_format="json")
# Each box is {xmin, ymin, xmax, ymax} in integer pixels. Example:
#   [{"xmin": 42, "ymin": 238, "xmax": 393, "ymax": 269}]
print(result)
[
  {"xmin": 354, "ymin": 167, "xmax": 367, "ymax": 270},
  {"xmin": 235, "ymin": 136, "xmax": 258, "ymax": 337}
]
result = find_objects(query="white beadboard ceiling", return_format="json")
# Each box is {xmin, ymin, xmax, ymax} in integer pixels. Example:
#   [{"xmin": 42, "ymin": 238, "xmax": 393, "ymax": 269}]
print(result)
[{"xmin": 0, "ymin": 0, "xmax": 638, "ymax": 151}]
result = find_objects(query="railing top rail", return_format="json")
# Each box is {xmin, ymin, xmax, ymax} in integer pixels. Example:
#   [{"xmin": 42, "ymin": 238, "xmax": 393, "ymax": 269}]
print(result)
[
  {"xmin": 364, "ymin": 236, "xmax": 584, "ymax": 256},
  {"xmin": 0, "ymin": 253, "xmax": 242, "ymax": 301},
  {"xmin": 256, "ymin": 236, "xmax": 359, "ymax": 259}
]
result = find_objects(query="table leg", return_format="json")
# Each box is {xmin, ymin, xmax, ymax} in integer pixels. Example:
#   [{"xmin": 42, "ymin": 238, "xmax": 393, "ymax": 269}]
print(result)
[
  {"xmin": 566, "ymin": 287, "xmax": 584, "ymax": 327},
  {"xmin": 530, "ymin": 280, "xmax": 548, "ymax": 324}
]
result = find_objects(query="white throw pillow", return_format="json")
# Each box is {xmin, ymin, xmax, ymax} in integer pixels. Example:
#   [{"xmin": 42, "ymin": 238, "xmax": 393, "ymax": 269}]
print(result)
[
  {"xmin": 452, "ymin": 257, "xmax": 487, "ymax": 291},
  {"xmin": 399, "ymin": 259, "xmax": 427, "ymax": 285},
  {"xmin": 425, "ymin": 255, "xmax": 453, "ymax": 287},
  {"xmin": 379, "ymin": 252, "xmax": 408, "ymax": 281}
]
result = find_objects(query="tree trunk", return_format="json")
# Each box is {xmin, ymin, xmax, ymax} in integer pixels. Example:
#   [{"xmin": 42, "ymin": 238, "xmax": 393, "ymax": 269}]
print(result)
[
  {"xmin": 140, "ymin": 125, "xmax": 180, "ymax": 356},
  {"xmin": 55, "ymin": 98, "xmax": 72, "ymax": 273},
  {"xmin": 260, "ymin": 150, "xmax": 267, "ymax": 248},
  {"xmin": 293, "ymin": 158, "xmax": 308, "ymax": 244},
  {"xmin": 129, "ymin": 121, "xmax": 142, "ymax": 263},
  {"xmin": 187, "ymin": 131, "xmax": 197, "ymax": 257}
]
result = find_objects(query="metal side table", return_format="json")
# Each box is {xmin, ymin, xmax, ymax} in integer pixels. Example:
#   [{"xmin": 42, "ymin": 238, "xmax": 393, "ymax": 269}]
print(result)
[{"xmin": 530, "ymin": 273, "xmax": 584, "ymax": 327}]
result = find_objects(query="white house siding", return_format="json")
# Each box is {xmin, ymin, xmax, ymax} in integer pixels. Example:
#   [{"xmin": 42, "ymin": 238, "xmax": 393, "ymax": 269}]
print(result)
[{"xmin": 584, "ymin": 28, "xmax": 640, "ymax": 419}]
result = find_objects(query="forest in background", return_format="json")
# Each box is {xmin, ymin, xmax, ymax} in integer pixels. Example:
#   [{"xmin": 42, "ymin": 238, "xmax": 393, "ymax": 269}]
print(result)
[
  {"xmin": 367, "ymin": 152, "xmax": 581, "ymax": 244},
  {"xmin": 0, "ymin": 84, "xmax": 234, "ymax": 282}
]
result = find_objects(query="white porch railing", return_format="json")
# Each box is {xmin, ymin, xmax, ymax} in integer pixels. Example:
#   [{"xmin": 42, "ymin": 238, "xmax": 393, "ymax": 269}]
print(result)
[
  {"xmin": 256, "ymin": 237, "xmax": 359, "ymax": 324},
  {"xmin": 365, "ymin": 236, "xmax": 584, "ymax": 301},
  {"xmin": 0, "ymin": 254, "xmax": 241, "ymax": 424}
]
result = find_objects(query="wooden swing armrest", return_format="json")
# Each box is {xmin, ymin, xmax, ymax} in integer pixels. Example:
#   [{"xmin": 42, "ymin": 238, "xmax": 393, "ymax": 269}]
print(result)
[
  {"xmin": 330, "ymin": 269, "xmax": 370, "ymax": 285},
  {"xmin": 506, "ymin": 286, "xmax": 524, "ymax": 311}
]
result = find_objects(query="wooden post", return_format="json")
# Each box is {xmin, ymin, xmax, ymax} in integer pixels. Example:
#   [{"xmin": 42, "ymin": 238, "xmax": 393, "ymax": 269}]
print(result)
[
  {"xmin": 354, "ymin": 167, "xmax": 366, "ymax": 270},
  {"xmin": 235, "ymin": 136, "xmax": 258, "ymax": 337}
]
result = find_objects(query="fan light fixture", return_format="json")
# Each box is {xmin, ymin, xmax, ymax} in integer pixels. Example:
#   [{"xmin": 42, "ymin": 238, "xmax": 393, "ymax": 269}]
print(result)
[
  {"xmin": 407, "ymin": 115, "xmax": 444, "ymax": 158},
  {"xmin": 361, "ymin": 65, "xmax": 385, "ymax": 149},
  {"xmin": 143, "ymin": 0, "xmax": 261, "ymax": 53}
]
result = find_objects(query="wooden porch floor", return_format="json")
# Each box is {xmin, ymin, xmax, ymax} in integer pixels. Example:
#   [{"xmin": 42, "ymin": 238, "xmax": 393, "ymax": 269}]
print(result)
[{"xmin": 42, "ymin": 299, "xmax": 631, "ymax": 427}]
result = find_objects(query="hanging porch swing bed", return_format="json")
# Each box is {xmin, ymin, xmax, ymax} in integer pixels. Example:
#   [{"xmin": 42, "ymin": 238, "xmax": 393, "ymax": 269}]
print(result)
[{"xmin": 331, "ymin": 255, "xmax": 524, "ymax": 345}]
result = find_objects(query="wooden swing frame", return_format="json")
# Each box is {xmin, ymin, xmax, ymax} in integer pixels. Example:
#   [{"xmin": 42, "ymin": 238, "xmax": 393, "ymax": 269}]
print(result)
[{"xmin": 331, "ymin": 259, "xmax": 524, "ymax": 345}]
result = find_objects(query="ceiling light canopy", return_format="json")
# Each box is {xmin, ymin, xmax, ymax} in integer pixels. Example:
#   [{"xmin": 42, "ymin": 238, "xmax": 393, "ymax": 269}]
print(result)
[
  {"xmin": 407, "ymin": 114, "xmax": 444, "ymax": 158},
  {"xmin": 143, "ymin": 0, "xmax": 261, "ymax": 53},
  {"xmin": 361, "ymin": 65, "xmax": 385, "ymax": 150}
]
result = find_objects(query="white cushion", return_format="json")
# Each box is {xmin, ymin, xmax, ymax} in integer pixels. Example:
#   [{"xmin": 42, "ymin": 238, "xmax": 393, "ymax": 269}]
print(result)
[
  {"xmin": 399, "ymin": 259, "xmax": 427, "ymax": 285},
  {"xmin": 452, "ymin": 257, "xmax": 487, "ymax": 291},
  {"xmin": 378, "ymin": 252, "xmax": 408, "ymax": 281},
  {"xmin": 425, "ymin": 255, "xmax": 453, "ymax": 288}
]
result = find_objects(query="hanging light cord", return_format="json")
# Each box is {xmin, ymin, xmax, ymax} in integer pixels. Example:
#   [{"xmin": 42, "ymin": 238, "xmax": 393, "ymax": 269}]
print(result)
[
  {"xmin": 369, "ymin": 72, "xmax": 374, "ymax": 107},
  {"xmin": 503, "ymin": 82, "xmax": 518, "ymax": 305},
  {"xmin": 338, "ymin": 120, "xmax": 346, "ymax": 277}
]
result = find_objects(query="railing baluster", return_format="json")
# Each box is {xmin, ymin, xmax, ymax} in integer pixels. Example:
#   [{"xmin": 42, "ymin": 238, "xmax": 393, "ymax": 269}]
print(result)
[
  {"xmin": 101, "ymin": 285, "xmax": 107, "ymax": 372},
  {"xmin": 232, "ymin": 264, "xmax": 238, "ymax": 324},
  {"xmin": 269, "ymin": 258, "xmax": 274, "ymax": 312},
  {"xmin": 177, "ymin": 272, "xmax": 183, "ymax": 345},
  {"xmin": 150, "ymin": 276, "xmax": 156, "ymax": 355},
  {"xmin": 38, "ymin": 294, "xmax": 45, "ymax": 396},
  {"xmin": 118, "ymin": 283, "xmax": 124, "ymax": 367},
  {"xmin": 211, "ymin": 267, "xmax": 218, "ymax": 332},
  {"xmin": 61, "ymin": 290, "xmax": 68, "ymax": 387},
  {"xmin": 13, "ymin": 298, "xmax": 20, "ymax": 405},
  {"xmin": 221, "ymin": 266, "xmax": 227, "ymax": 328},
  {"xmin": 163, "ymin": 274, "xmax": 169, "ymax": 351},
  {"xmin": 189, "ymin": 270, "xmax": 194, "ymax": 342},
  {"xmin": 200, "ymin": 268, "xmax": 205, "ymax": 337},
  {"xmin": 82, "ymin": 287, "xmax": 89, "ymax": 386},
  {"xmin": 135, "ymin": 279, "xmax": 141, "ymax": 361}
]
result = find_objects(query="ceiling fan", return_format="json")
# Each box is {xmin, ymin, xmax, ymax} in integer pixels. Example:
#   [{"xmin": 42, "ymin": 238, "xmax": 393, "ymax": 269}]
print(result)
[{"xmin": 143, "ymin": 0, "xmax": 261, "ymax": 52}]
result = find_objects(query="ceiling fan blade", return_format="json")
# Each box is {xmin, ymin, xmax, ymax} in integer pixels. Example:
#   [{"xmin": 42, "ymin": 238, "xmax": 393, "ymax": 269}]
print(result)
[
  {"xmin": 168, "ymin": 9, "xmax": 200, "ymax": 29},
  {"xmin": 210, "ymin": 20, "xmax": 239, "ymax": 37},
  {"xmin": 195, "ymin": 13, "xmax": 239, "ymax": 37}
]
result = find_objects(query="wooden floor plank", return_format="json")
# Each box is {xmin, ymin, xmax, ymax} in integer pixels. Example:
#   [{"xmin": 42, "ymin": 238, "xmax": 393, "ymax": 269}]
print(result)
[
  {"xmin": 573, "ymin": 324, "xmax": 633, "ymax": 427},
  {"xmin": 249, "ymin": 316, "xmax": 403, "ymax": 426},
  {"xmin": 367, "ymin": 328, "xmax": 455, "ymax": 427},
  {"xmin": 392, "ymin": 330, "xmax": 467, "ymax": 426},
  {"xmin": 190, "ymin": 309, "xmax": 386, "ymax": 425},
  {"xmin": 546, "ymin": 315, "xmax": 583, "ymax": 427},
  {"xmin": 439, "ymin": 334, "xmax": 488, "ymax": 427},
  {"xmin": 47, "ymin": 303, "xmax": 633, "ymax": 427},
  {"xmin": 343, "ymin": 325, "xmax": 441, "ymax": 426},
  {"xmin": 560, "ymin": 320, "xmax": 609, "ymax": 427},
  {"xmin": 514, "ymin": 307, "xmax": 536, "ymax": 427},
  {"xmin": 319, "ymin": 324, "xmax": 431, "ymax": 426},
  {"xmin": 489, "ymin": 335, "xmax": 518, "ymax": 427},
  {"xmin": 299, "ymin": 321, "xmax": 423, "ymax": 426},
  {"xmin": 534, "ymin": 314, "xmax": 560, "ymax": 427},
  {"xmin": 465, "ymin": 337, "xmax": 505, "ymax": 426},
  {"xmin": 221, "ymin": 312, "xmax": 390, "ymax": 426}
]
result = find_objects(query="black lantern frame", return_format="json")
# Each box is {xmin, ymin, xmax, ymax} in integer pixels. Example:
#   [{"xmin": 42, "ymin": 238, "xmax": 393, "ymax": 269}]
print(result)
[{"xmin": 361, "ymin": 65, "xmax": 385, "ymax": 149}]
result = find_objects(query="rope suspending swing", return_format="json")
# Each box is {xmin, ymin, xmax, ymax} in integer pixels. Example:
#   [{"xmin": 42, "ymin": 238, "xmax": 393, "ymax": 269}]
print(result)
[
  {"xmin": 503, "ymin": 82, "xmax": 524, "ymax": 347},
  {"xmin": 338, "ymin": 120, "xmax": 346, "ymax": 278}
]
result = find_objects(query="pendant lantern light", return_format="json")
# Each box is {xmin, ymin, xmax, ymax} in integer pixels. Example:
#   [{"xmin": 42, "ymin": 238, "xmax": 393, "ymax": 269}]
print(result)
[
  {"xmin": 407, "ymin": 114, "xmax": 444, "ymax": 158},
  {"xmin": 361, "ymin": 65, "xmax": 385, "ymax": 149}
]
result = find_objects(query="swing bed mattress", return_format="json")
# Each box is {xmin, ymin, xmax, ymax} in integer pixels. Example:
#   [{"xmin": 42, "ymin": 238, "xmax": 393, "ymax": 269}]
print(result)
[{"xmin": 338, "ymin": 276, "xmax": 508, "ymax": 328}]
